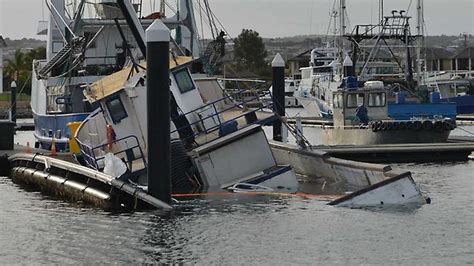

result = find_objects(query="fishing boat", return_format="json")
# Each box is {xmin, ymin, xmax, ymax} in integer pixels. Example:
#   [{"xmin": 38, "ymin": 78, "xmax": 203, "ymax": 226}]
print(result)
[
  {"xmin": 293, "ymin": 0, "xmax": 459, "ymax": 122},
  {"xmin": 321, "ymin": 82, "xmax": 456, "ymax": 146},
  {"xmin": 74, "ymin": 55, "xmax": 298, "ymax": 193},
  {"xmin": 425, "ymin": 70, "xmax": 474, "ymax": 114},
  {"xmin": 292, "ymin": 44, "xmax": 341, "ymax": 118},
  {"xmin": 30, "ymin": 0, "xmax": 200, "ymax": 151}
]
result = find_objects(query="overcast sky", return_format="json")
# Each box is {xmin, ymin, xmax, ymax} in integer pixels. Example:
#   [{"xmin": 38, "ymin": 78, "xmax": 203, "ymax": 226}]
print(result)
[{"xmin": 0, "ymin": 0, "xmax": 473, "ymax": 40}]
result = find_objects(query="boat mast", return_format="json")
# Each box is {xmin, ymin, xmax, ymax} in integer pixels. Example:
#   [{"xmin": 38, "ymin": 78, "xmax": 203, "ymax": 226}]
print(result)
[
  {"xmin": 416, "ymin": 0, "xmax": 425, "ymax": 85},
  {"xmin": 379, "ymin": 0, "xmax": 384, "ymax": 24},
  {"xmin": 338, "ymin": 0, "xmax": 346, "ymax": 76}
]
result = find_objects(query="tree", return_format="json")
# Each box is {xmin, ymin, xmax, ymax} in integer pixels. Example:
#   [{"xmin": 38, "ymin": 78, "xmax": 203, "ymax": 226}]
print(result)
[
  {"xmin": 234, "ymin": 29, "xmax": 269, "ymax": 76},
  {"xmin": 3, "ymin": 47, "xmax": 46, "ymax": 94}
]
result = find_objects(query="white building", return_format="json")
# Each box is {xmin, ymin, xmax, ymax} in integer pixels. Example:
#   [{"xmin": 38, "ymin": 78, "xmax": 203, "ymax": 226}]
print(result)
[{"xmin": 0, "ymin": 36, "xmax": 6, "ymax": 93}]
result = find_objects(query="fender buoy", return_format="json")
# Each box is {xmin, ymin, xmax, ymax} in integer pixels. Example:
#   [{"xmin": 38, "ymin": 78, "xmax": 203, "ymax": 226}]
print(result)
[
  {"xmin": 381, "ymin": 122, "xmax": 389, "ymax": 131},
  {"xmin": 393, "ymin": 122, "xmax": 401, "ymax": 130},
  {"xmin": 442, "ymin": 121, "xmax": 451, "ymax": 131},
  {"xmin": 413, "ymin": 121, "xmax": 422, "ymax": 131},
  {"xmin": 375, "ymin": 121, "xmax": 384, "ymax": 131},
  {"xmin": 433, "ymin": 121, "xmax": 444, "ymax": 132},
  {"xmin": 398, "ymin": 122, "xmax": 407, "ymax": 130},
  {"xmin": 371, "ymin": 122, "xmax": 378, "ymax": 132},
  {"xmin": 422, "ymin": 120, "xmax": 433, "ymax": 131},
  {"xmin": 406, "ymin": 121, "xmax": 414, "ymax": 130},
  {"xmin": 386, "ymin": 122, "xmax": 395, "ymax": 131}
]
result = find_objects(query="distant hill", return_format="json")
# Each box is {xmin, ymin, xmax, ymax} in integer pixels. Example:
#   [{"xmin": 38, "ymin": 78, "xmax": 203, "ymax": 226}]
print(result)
[
  {"xmin": 2, "ymin": 38, "xmax": 46, "ymax": 60},
  {"xmin": 261, "ymin": 34, "xmax": 474, "ymax": 61}
]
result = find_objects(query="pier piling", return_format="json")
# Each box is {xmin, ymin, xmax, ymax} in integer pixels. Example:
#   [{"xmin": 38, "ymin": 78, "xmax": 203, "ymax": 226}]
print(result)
[
  {"xmin": 146, "ymin": 20, "xmax": 171, "ymax": 204},
  {"xmin": 10, "ymin": 81, "xmax": 17, "ymax": 124},
  {"xmin": 272, "ymin": 53, "xmax": 285, "ymax": 142}
]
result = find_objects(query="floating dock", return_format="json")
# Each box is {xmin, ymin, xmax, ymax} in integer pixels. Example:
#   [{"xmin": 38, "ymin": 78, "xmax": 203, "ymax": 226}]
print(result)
[{"xmin": 314, "ymin": 136, "xmax": 474, "ymax": 163}]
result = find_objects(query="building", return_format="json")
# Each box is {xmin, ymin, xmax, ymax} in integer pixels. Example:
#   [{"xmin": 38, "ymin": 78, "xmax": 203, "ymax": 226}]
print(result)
[
  {"xmin": 0, "ymin": 36, "xmax": 7, "ymax": 93},
  {"xmin": 452, "ymin": 47, "xmax": 473, "ymax": 73},
  {"xmin": 287, "ymin": 49, "xmax": 312, "ymax": 79},
  {"xmin": 423, "ymin": 47, "xmax": 454, "ymax": 72}
]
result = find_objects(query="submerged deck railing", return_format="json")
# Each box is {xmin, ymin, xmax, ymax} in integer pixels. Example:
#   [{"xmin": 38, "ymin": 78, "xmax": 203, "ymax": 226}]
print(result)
[
  {"xmin": 171, "ymin": 89, "xmax": 274, "ymax": 147},
  {"xmin": 77, "ymin": 135, "xmax": 147, "ymax": 175},
  {"xmin": 76, "ymin": 88, "xmax": 276, "ymax": 175}
]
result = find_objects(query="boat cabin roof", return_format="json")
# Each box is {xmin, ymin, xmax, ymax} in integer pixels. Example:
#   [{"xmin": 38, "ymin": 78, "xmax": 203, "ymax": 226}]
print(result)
[{"xmin": 84, "ymin": 56, "xmax": 194, "ymax": 103}]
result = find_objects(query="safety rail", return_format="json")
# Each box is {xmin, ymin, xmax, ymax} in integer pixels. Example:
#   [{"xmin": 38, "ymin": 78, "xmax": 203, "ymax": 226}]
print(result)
[
  {"xmin": 77, "ymin": 135, "xmax": 147, "ymax": 176},
  {"xmin": 172, "ymin": 89, "xmax": 274, "ymax": 146}
]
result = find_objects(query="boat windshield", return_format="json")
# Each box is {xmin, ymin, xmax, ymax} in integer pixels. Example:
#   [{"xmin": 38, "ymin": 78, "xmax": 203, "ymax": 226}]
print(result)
[
  {"xmin": 368, "ymin": 92, "xmax": 386, "ymax": 107},
  {"xmin": 333, "ymin": 94, "xmax": 344, "ymax": 109},
  {"xmin": 346, "ymin": 93, "xmax": 365, "ymax": 108}
]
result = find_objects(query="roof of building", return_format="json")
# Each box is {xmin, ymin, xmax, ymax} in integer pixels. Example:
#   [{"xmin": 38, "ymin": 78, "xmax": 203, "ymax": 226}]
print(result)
[
  {"xmin": 288, "ymin": 49, "xmax": 312, "ymax": 62},
  {"xmin": 452, "ymin": 47, "xmax": 474, "ymax": 59},
  {"xmin": 422, "ymin": 47, "xmax": 454, "ymax": 60}
]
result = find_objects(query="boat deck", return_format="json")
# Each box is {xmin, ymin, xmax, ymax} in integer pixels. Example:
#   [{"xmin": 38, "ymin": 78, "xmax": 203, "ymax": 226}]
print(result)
[{"xmin": 194, "ymin": 108, "xmax": 274, "ymax": 145}]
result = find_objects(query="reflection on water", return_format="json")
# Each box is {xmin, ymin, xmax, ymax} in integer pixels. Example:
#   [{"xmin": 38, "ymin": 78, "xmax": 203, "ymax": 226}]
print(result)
[
  {"xmin": 1, "ymin": 120, "xmax": 473, "ymax": 264},
  {"xmin": 1, "ymin": 160, "xmax": 473, "ymax": 264}
]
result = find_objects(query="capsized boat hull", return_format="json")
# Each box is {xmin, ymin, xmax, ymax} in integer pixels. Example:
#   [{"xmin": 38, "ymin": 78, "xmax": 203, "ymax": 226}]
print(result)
[
  {"xmin": 269, "ymin": 142, "xmax": 428, "ymax": 207},
  {"xmin": 328, "ymin": 172, "xmax": 428, "ymax": 207}
]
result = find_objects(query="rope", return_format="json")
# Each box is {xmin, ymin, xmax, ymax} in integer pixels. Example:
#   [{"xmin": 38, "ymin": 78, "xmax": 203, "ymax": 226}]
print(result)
[{"xmin": 271, "ymin": 95, "xmax": 314, "ymax": 149}]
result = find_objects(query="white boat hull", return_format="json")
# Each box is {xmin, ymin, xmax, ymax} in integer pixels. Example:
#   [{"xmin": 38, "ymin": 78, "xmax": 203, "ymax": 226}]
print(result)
[{"xmin": 329, "ymin": 172, "xmax": 428, "ymax": 207}]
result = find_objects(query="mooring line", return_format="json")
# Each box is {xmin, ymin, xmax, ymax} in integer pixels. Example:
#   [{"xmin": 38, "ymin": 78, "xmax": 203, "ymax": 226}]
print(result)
[{"xmin": 171, "ymin": 191, "xmax": 339, "ymax": 201}]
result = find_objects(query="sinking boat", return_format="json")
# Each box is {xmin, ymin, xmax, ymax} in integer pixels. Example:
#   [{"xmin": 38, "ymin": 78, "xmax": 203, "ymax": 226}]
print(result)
[
  {"xmin": 74, "ymin": 56, "xmax": 298, "ymax": 194},
  {"xmin": 269, "ymin": 141, "xmax": 429, "ymax": 207}
]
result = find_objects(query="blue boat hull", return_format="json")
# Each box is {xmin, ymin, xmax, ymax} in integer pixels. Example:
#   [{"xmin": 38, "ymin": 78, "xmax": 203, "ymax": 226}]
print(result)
[
  {"xmin": 33, "ymin": 112, "xmax": 89, "ymax": 151},
  {"xmin": 441, "ymin": 95, "xmax": 474, "ymax": 115},
  {"xmin": 388, "ymin": 102, "xmax": 457, "ymax": 121}
]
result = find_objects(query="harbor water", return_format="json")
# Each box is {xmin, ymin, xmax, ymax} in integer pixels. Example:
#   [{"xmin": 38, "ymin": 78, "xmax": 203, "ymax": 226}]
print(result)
[{"xmin": 1, "ymin": 123, "xmax": 473, "ymax": 264}]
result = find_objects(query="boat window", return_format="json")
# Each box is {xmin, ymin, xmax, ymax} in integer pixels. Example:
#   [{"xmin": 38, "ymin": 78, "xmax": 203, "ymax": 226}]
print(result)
[
  {"xmin": 173, "ymin": 69, "xmax": 195, "ymax": 94},
  {"xmin": 106, "ymin": 95, "xmax": 128, "ymax": 124},
  {"xmin": 333, "ymin": 94, "xmax": 344, "ymax": 109},
  {"xmin": 368, "ymin": 92, "xmax": 386, "ymax": 107},
  {"xmin": 346, "ymin": 93, "xmax": 365, "ymax": 108}
]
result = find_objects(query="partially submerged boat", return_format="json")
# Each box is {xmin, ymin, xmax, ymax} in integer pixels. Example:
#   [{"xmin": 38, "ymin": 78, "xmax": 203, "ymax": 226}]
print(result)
[
  {"xmin": 75, "ymin": 56, "xmax": 298, "ymax": 194},
  {"xmin": 270, "ymin": 141, "xmax": 429, "ymax": 207}
]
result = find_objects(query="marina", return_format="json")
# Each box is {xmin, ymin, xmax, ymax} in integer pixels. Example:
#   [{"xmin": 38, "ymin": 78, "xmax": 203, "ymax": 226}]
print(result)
[{"xmin": 0, "ymin": 0, "xmax": 473, "ymax": 264}]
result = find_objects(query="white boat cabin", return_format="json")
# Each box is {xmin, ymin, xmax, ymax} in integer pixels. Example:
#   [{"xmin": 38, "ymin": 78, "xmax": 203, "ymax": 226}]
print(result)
[
  {"xmin": 332, "ymin": 86, "xmax": 388, "ymax": 127},
  {"xmin": 75, "ymin": 56, "xmax": 298, "ymax": 193}
]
